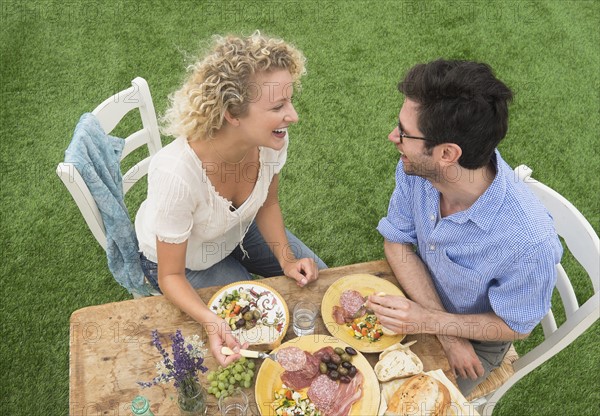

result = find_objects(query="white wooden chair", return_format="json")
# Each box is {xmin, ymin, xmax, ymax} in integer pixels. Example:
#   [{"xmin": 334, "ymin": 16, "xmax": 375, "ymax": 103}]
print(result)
[
  {"xmin": 56, "ymin": 77, "xmax": 162, "ymax": 296},
  {"xmin": 57, "ymin": 77, "xmax": 161, "ymax": 250},
  {"xmin": 470, "ymin": 165, "xmax": 600, "ymax": 415}
]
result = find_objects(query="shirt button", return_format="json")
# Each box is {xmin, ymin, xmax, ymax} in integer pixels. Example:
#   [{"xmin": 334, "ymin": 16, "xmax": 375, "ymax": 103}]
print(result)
[
  {"xmin": 430, "ymin": 214, "xmax": 436, "ymax": 221},
  {"xmin": 429, "ymin": 244, "xmax": 436, "ymax": 251}
]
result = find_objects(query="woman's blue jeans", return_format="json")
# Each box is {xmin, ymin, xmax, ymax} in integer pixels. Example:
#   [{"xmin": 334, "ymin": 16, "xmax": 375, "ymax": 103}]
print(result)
[{"xmin": 140, "ymin": 221, "xmax": 327, "ymax": 292}]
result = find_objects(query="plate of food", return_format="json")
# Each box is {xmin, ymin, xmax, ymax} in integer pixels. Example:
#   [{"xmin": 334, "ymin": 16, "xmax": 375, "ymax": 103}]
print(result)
[
  {"xmin": 207, "ymin": 281, "xmax": 289, "ymax": 350},
  {"xmin": 255, "ymin": 334, "xmax": 380, "ymax": 416},
  {"xmin": 321, "ymin": 274, "xmax": 406, "ymax": 353}
]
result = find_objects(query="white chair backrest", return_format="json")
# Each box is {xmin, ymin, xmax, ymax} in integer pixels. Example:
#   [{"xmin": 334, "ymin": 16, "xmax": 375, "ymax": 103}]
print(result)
[
  {"xmin": 480, "ymin": 165, "xmax": 600, "ymax": 415},
  {"xmin": 56, "ymin": 77, "xmax": 162, "ymax": 250}
]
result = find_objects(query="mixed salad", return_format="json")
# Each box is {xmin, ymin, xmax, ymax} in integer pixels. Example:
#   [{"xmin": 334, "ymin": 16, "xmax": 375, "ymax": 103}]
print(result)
[
  {"xmin": 273, "ymin": 386, "xmax": 322, "ymax": 416},
  {"xmin": 347, "ymin": 313, "xmax": 384, "ymax": 342},
  {"xmin": 214, "ymin": 287, "xmax": 265, "ymax": 331}
]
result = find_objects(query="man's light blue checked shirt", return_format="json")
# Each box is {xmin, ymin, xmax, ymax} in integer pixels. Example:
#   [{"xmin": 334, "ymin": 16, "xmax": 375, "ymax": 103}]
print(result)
[{"xmin": 377, "ymin": 150, "xmax": 563, "ymax": 334}]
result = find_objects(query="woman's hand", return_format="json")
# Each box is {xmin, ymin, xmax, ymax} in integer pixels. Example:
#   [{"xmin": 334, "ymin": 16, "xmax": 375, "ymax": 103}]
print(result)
[
  {"xmin": 204, "ymin": 316, "xmax": 248, "ymax": 367},
  {"xmin": 282, "ymin": 258, "xmax": 318, "ymax": 287}
]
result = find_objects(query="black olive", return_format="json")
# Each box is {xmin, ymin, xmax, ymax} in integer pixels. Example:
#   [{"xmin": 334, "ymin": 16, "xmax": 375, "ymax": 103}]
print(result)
[
  {"xmin": 328, "ymin": 370, "xmax": 340, "ymax": 380},
  {"xmin": 326, "ymin": 362, "xmax": 338, "ymax": 371},
  {"xmin": 348, "ymin": 365, "xmax": 357, "ymax": 377},
  {"xmin": 341, "ymin": 361, "xmax": 352, "ymax": 369},
  {"xmin": 235, "ymin": 318, "xmax": 245, "ymax": 328},
  {"xmin": 321, "ymin": 353, "xmax": 331, "ymax": 363},
  {"xmin": 340, "ymin": 375, "xmax": 352, "ymax": 383},
  {"xmin": 345, "ymin": 347, "xmax": 357, "ymax": 356},
  {"xmin": 240, "ymin": 305, "xmax": 250, "ymax": 315}
]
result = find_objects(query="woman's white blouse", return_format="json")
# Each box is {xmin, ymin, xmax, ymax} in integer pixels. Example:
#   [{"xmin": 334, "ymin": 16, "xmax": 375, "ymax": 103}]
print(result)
[{"xmin": 135, "ymin": 135, "xmax": 288, "ymax": 270}]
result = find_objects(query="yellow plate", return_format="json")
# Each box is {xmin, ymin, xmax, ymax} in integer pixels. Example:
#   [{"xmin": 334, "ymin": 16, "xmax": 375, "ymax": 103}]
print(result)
[
  {"xmin": 321, "ymin": 273, "xmax": 406, "ymax": 353},
  {"xmin": 207, "ymin": 281, "xmax": 289, "ymax": 350},
  {"xmin": 254, "ymin": 334, "xmax": 380, "ymax": 415}
]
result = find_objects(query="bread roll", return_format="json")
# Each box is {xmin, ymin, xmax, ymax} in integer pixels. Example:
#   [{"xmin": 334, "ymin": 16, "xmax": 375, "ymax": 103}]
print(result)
[{"xmin": 385, "ymin": 374, "xmax": 450, "ymax": 416}]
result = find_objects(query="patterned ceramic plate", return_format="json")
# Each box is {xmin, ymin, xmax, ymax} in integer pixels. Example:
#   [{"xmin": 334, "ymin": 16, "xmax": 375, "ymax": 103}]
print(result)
[{"xmin": 208, "ymin": 281, "xmax": 289, "ymax": 350}]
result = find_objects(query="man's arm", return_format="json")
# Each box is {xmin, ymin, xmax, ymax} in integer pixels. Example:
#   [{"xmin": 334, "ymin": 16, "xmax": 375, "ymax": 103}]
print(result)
[
  {"xmin": 383, "ymin": 240, "xmax": 445, "ymax": 312},
  {"xmin": 374, "ymin": 240, "xmax": 528, "ymax": 380},
  {"xmin": 378, "ymin": 240, "xmax": 528, "ymax": 341}
]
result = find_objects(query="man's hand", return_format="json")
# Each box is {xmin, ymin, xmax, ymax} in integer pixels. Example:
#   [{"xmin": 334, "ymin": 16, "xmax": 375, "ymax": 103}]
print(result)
[
  {"xmin": 439, "ymin": 336, "xmax": 485, "ymax": 380},
  {"xmin": 283, "ymin": 258, "xmax": 318, "ymax": 287},
  {"xmin": 367, "ymin": 294, "xmax": 432, "ymax": 334}
]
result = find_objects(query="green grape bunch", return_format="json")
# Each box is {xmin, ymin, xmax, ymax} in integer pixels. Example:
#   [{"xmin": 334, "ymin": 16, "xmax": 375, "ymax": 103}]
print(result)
[{"xmin": 206, "ymin": 357, "xmax": 257, "ymax": 399}]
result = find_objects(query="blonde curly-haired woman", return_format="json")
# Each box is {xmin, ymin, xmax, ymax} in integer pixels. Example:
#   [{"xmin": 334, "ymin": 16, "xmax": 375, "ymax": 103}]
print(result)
[{"xmin": 135, "ymin": 32, "xmax": 326, "ymax": 365}]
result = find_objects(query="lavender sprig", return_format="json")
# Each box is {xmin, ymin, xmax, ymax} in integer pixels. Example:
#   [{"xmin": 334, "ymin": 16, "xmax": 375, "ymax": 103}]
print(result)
[{"xmin": 138, "ymin": 329, "xmax": 207, "ymax": 389}]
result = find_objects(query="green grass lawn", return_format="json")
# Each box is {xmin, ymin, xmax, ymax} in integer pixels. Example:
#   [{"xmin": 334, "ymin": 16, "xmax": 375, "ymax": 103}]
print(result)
[{"xmin": 1, "ymin": 0, "xmax": 598, "ymax": 414}]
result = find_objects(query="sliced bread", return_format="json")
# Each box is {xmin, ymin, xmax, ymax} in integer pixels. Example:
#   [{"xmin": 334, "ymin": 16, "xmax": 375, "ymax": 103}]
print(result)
[{"xmin": 375, "ymin": 342, "xmax": 423, "ymax": 382}]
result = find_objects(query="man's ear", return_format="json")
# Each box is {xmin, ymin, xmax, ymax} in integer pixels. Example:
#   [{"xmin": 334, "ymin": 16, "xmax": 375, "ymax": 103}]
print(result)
[
  {"xmin": 224, "ymin": 111, "xmax": 240, "ymax": 127},
  {"xmin": 439, "ymin": 143, "xmax": 462, "ymax": 164}
]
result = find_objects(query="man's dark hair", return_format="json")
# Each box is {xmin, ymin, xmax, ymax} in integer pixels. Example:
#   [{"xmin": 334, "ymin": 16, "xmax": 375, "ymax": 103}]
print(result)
[{"xmin": 398, "ymin": 59, "xmax": 513, "ymax": 169}]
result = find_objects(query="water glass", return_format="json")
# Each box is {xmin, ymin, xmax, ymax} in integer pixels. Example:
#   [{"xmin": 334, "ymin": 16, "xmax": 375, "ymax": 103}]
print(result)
[
  {"xmin": 292, "ymin": 301, "xmax": 318, "ymax": 336},
  {"xmin": 218, "ymin": 388, "xmax": 248, "ymax": 416}
]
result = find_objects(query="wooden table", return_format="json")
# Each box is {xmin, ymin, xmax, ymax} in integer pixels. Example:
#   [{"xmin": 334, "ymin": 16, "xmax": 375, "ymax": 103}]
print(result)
[{"xmin": 69, "ymin": 260, "xmax": 454, "ymax": 415}]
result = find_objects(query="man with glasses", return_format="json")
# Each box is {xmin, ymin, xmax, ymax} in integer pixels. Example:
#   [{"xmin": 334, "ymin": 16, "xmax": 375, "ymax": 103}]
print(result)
[{"xmin": 367, "ymin": 59, "xmax": 562, "ymax": 396}]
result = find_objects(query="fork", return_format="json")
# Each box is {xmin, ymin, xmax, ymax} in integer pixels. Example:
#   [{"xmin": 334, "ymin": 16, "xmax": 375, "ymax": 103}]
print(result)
[{"xmin": 221, "ymin": 346, "xmax": 277, "ymax": 362}]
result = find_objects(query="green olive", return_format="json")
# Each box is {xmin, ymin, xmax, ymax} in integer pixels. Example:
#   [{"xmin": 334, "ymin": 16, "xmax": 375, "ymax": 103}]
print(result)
[
  {"xmin": 253, "ymin": 309, "xmax": 261, "ymax": 319},
  {"xmin": 319, "ymin": 362, "xmax": 328, "ymax": 374},
  {"xmin": 340, "ymin": 353, "xmax": 351, "ymax": 362},
  {"xmin": 334, "ymin": 347, "xmax": 345, "ymax": 356},
  {"xmin": 338, "ymin": 367, "xmax": 349, "ymax": 376}
]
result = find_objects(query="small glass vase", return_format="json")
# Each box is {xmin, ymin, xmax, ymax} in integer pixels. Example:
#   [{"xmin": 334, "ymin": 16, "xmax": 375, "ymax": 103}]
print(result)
[{"xmin": 176, "ymin": 378, "xmax": 207, "ymax": 416}]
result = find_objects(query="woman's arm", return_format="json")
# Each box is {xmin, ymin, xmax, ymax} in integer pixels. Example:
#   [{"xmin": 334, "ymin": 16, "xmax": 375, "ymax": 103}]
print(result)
[
  {"xmin": 156, "ymin": 238, "xmax": 245, "ymax": 366},
  {"xmin": 254, "ymin": 175, "xmax": 318, "ymax": 286}
]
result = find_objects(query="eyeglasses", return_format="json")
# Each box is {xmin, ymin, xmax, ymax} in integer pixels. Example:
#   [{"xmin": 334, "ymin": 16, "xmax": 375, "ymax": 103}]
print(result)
[{"xmin": 397, "ymin": 119, "xmax": 433, "ymax": 144}]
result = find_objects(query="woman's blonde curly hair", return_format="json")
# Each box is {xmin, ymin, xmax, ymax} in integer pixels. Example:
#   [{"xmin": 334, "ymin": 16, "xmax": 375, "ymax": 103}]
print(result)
[{"xmin": 161, "ymin": 31, "xmax": 306, "ymax": 141}]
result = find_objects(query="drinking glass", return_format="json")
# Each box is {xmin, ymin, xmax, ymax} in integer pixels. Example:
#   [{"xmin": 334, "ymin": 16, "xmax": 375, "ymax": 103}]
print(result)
[
  {"xmin": 218, "ymin": 388, "xmax": 248, "ymax": 416},
  {"xmin": 292, "ymin": 301, "xmax": 318, "ymax": 336}
]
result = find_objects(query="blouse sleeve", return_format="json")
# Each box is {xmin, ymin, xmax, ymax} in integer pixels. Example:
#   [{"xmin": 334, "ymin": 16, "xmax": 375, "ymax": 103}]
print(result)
[{"xmin": 147, "ymin": 168, "xmax": 194, "ymax": 244}]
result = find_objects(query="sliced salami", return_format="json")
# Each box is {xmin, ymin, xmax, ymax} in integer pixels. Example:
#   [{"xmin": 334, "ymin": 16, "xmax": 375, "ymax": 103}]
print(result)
[
  {"xmin": 340, "ymin": 289, "xmax": 366, "ymax": 316},
  {"xmin": 332, "ymin": 305, "xmax": 348, "ymax": 325},
  {"xmin": 308, "ymin": 374, "xmax": 338, "ymax": 414},
  {"xmin": 277, "ymin": 346, "xmax": 306, "ymax": 372},
  {"xmin": 280, "ymin": 351, "xmax": 320, "ymax": 390}
]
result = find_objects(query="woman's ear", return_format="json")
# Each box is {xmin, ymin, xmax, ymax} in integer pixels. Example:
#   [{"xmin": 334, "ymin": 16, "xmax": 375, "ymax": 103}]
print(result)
[{"xmin": 224, "ymin": 111, "xmax": 240, "ymax": 127}]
